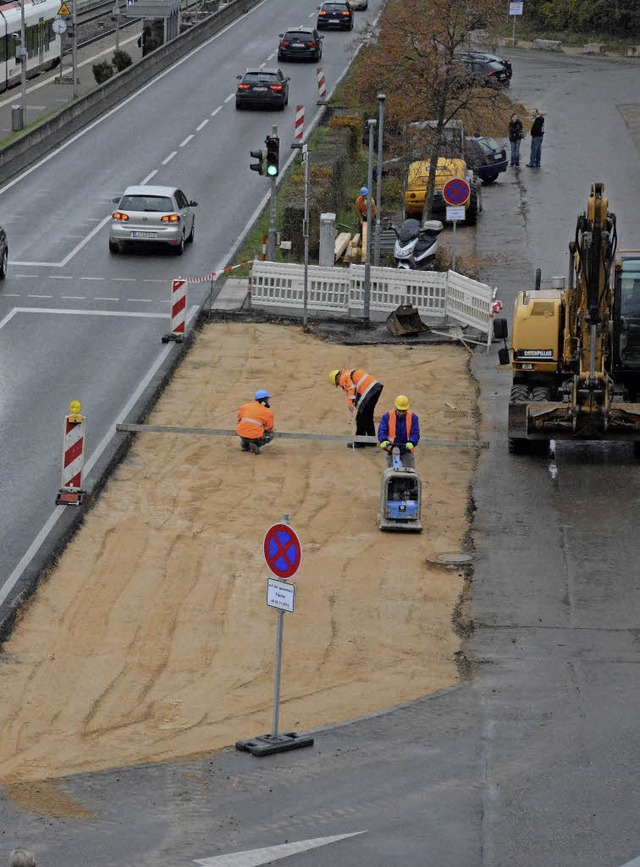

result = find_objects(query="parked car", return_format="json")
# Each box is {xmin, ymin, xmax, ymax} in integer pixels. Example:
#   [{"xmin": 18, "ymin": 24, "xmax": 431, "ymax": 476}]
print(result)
[
  {"xmin": 109, "ymin": 186, "xmax": 197, "ymax": 255},
  {"xmin": 0, "ymin": 225, "xmax": 7, "ymax": 279},
  {"xmin": 316, "ymin": 1, "xmax": 353, "ymax": 31},
  {"xmin": 278, "ymin": 27, "xmax": 323, "ymax": 62},
  {"xmin": 464, "ymin": 135, "xmax": 508, "ymax": 183},
  {"xmin": 404, "ymin": 158, "xmax": 482, "ymax": 224},
  {"xmin": 461, "ymin": 56, "xmax": 510, "ymax": 87},
  {"xmin": 235, "ymin": 68, "xmax": 290, "ymax": 110},
  {"xmin": 458, "ymin": 49, "xmax": 512, "ymax": 81}
]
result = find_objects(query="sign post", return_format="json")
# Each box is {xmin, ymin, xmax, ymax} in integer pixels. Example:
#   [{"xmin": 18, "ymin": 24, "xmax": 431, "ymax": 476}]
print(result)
[
  {"xmin": 443, "ymin": 178, "xmax": 470, "ymax": 272},
  {"xmin": 509, "ymin": 0, "xmax": 523, "ymax": 45},
  {"xmin": 235, "ymin": 515, "xmax": 314, "ymax": 757}
]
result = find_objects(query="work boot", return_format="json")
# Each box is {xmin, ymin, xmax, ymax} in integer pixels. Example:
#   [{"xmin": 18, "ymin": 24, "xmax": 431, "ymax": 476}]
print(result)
[
  {"xmin": 249, "ymin": 442, "xmax": 261, "ymax": 455},
  {"xmin": 241, "ymin": 442, "xmax": 250, "ymax": 452}
]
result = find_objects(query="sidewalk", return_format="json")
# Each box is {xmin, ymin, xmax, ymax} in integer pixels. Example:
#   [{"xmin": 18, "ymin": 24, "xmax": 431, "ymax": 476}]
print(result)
[{"xmin": 0, "ymin": 25, "xmax": 143, "ymax": 141}]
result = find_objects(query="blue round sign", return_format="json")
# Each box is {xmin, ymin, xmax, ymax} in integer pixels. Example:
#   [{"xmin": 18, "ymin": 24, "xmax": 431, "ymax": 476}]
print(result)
[
  {"xmin": 443, "ymin": 177, "xmax": 470, "ymax": 206},
  {"xmin": 263, "ymin": 523, "xmax": 302, "ymax": 579}
]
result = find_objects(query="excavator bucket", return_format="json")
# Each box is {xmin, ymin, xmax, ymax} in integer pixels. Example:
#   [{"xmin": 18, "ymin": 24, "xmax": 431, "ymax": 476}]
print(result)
[{"xmin": 386, "ymin": 304, "xmax": 429, "ymax": 336}]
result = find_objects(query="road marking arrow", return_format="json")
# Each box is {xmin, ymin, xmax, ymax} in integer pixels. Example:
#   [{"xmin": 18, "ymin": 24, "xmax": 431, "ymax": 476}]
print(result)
[{"xmin": 194, "ymin": 832, "xmax": 365, "ymax": 866}]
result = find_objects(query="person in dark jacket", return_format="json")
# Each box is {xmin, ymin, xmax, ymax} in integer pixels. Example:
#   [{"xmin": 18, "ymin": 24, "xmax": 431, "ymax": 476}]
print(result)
[
  {"xmin": 377, "ymin": 395, "xmax": 420, "ymax": 468},
  {"xmin": 527, "ymin": 109, "xmax": 545, "ymax": 168},
  {"xmin": 508, "ymin": 113, "xmax": 524, "ymax": 167}
]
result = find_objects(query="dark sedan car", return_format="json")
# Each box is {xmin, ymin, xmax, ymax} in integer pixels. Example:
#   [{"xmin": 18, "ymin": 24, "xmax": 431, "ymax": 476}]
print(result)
[
  {"xmin": 0, "ymin": 225, "xmax": 7, "ymax": 279},
  {"xmin": 278, "ymin": 27, "xmax": 323, "ymax": 62},
  {"xmin": 235, "ymin": 68, "xmax": 290, "ymax": 110},
  {"xmin": 316, "ymin": 1, "xmax": 353, "ymax": 31},
  {"xmin": 462, "ymin": 57, "xmax": 510, "ymax": 86},
  {"xmin": 465, "ymin": 135, "xmax": 508, "ymax": 184},
  {"xmin": 458, "ymin": 49, "xmax": 512, "ymax": 81}
]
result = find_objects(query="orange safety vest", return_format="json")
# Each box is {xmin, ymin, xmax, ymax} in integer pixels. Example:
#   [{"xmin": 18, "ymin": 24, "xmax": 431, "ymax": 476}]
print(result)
[
  {"xmin": 236, "ymin": 401, "xmax": 274, "ymax": 440},
  {"xmin": 355, "ymin": 195, "xmax": 377, "ymax": 219},
  {"xmin": 337, "ymin": 369, "xmax": 379, "ymax": 409},
  {"xmin": 388, "ymin": 410, "xmax": 414, "ymax": 443}
]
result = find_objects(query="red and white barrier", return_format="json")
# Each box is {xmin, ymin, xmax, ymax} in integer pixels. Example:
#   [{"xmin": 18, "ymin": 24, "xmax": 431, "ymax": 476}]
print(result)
[
  {"xmin": 294, "ymin": 105, "xmax": 304, "ymax": 143},
  {"xmin": 56, "ymin": 401, "xmax": 86, "ymax": 506},
  {"xmin": 162, "ymin": 278, "xmax": 187, "ymax": 343},
  {"xmin": 316, "ymin": 68, "xmax": 327, "ymax": 104}
]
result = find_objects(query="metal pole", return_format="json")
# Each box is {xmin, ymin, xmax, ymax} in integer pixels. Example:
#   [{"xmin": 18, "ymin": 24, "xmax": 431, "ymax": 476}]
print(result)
[
  {"xmin": 512, "ymin": 15, "xmax": 516, "ymax": 46},
  {"xmin": 72, "ymin": 0, "xmax": 78, "ymax": 98},
  {"xmin": 113, "ymin": 3, "xmax": 120, "ymax": 52},
  {"xmin": 19, "ymin": 0, "xmax": 27, "ymax": 129},
  {"xmin": 268, "ymin": 124, "xmax": 278, "ymax": 260},
  {"xmin": 451, "ymin": 219, "xmax": 457, "ymax": 272},
  {"xmin": 271, "ymin": 512, "xmax": 290, "ymax": 739},
  {"xmin": 302, "ymin": 145, "xmax": 310, "ymax": 329},
  {"xmin": 374, "ymin": 93, "xmax": 385, "ymax": 266},
  {"xmin": 363, "ymin": 118, "xmax": 376, "ymax": 327}
]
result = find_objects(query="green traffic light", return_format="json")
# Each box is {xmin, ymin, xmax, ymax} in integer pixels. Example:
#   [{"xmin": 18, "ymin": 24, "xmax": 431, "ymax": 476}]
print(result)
[{"xmin": 266, "ymin": 164, "xmax": 278, "ymax": 177}]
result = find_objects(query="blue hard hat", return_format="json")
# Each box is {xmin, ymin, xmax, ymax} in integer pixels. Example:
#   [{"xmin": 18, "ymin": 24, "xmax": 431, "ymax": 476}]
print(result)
[
  {"xmin": 254, "ymin": 389, "xmax": 270, "ymax": 401},
  {"xmin": 360, "ymin": 187, "xmax": 368, "ymax": 196}
]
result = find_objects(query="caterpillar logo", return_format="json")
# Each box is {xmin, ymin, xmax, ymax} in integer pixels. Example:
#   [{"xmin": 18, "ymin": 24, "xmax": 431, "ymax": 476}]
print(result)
[{"xmin": 516, "ymin": 349, "xmax": 554, "ymax": 359}]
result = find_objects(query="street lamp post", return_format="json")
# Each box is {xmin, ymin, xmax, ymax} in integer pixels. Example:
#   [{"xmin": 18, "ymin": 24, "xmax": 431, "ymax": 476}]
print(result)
[
  {"xmin": 363, "ymin": 117, "xmax": 377, "ymax": 327},
  {"xmin": 19, "ymin": 0, "xmax": 27, "ymax": 129},
  {"xmin": 374, "ymin": 93, "xmax": 385, "ymax": 266}
]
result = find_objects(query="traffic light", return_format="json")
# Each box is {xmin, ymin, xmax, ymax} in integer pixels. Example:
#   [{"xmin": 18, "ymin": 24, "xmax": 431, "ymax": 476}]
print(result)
[
  {"xmin": 250, "ymin": 148, "xmax": 266, "ymax": 175},
  {"xmin": 265, "ymin": 135, "xmax": 280, "ymax": 178}
]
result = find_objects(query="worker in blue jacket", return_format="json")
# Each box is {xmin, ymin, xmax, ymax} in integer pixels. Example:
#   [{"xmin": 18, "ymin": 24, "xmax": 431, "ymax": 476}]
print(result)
[{"xmin": 377, "ymin": 394, "xmax": 420, "ymax": 468}]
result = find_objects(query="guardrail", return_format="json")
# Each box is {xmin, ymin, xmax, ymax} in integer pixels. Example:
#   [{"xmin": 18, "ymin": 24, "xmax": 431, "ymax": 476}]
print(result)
[{"xmin": 0, "ymin": 0, "xmax": 261, "ymax": 185}]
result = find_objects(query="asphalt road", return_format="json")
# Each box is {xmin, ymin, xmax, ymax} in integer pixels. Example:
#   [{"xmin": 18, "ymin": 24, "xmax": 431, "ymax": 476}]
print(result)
[{"xmin": 2, "ymin": 27, "xmax": 640, "ymax": 867}]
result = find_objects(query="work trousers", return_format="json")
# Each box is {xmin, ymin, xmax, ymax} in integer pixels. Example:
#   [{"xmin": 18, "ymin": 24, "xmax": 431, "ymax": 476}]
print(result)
[{"xmin": 354, "ymin": 384, "xmax": 383, "ymax": 445}]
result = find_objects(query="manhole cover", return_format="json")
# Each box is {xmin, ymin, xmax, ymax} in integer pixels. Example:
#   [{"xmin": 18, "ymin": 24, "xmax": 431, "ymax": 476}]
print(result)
[{"xmin": 437, "ymin": 553, "xmax": 475, "ymax": 566}]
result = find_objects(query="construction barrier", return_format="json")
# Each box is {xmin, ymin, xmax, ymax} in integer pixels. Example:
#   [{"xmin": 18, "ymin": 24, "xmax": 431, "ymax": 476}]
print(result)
[
  {"xmin": 249, "ymin": 260, "xmax": 496, "ymax": 334},
  {"xmin": 56, "ymin": 400, "xmax": 86, "ymax": 506},
  {"xmin": 316, "ymin": 67, "xmax": 327, "ymax": 104},
  {"xmin": 162, "ymin": 278, "xmax": 187, "ymax": 343},
  {"xmin": 294, "ymin": 105, "xmax": 304, "ymax": 143}
]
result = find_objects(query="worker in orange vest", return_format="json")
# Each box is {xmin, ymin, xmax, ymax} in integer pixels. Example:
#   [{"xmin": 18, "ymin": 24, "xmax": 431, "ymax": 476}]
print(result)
[
  {"xmin": 355, "ymin": 186, "xmax": 377, "ymax": 226},
  {"xmin": 329, "ymin": 368, "xmax": 383, "ymax": 448},
  {"xmin": 377, "ymin": 394, "xmax": 420, "ymax": 467},
  {"xmin": 236, "ymin": 389, "xmax": 274, "ymax": 455}
]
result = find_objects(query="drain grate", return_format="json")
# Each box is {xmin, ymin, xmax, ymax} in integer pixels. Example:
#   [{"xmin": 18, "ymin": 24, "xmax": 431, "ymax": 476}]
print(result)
[{"xmin": 444, "ymin": 410, "xmax": 469, "ymax": 419}]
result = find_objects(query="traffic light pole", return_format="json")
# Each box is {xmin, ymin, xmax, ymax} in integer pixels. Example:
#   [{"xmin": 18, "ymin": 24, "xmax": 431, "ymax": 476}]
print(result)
[{"xmin": 267, "ymin": 125, "xmax": 278, "ymax": 260}]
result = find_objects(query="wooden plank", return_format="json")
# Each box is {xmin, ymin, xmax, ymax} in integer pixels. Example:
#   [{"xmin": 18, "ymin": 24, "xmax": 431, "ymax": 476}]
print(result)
[{"xmin": 334, "ymin": 232, "xmax": 352, "ymax": 259}]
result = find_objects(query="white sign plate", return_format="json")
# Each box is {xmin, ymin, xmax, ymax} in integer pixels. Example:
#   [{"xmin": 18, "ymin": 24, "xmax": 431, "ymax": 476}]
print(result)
[
  {"xmin": 267, "ymin": 577, "xmax": 295, "ymax": 612},
  {"xmin": 446, "ymin": 205, "xmax": 466, "ymax": 221},
  {"xmin": 509, "ymin": 1, "xmax": 523, "ymax": 15}
]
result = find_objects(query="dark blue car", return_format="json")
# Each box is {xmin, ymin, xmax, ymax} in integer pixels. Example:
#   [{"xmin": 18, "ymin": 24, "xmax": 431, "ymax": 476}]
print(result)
[{"xmin": 465, "ymin": 135, "xmax": 508, "ymax": 184}]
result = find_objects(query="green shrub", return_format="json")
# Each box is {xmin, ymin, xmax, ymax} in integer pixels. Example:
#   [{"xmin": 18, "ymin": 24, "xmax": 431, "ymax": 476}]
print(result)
[
  {"xmin": 92, "ymin": 61, "xmax": 114, "ymax": 84},
  {"xmin": 112, "ymin": 50, "xmax": 132, "ymax": 72}
]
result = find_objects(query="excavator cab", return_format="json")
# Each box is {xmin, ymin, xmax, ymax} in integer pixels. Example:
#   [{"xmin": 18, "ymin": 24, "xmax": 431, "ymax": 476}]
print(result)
[{"xmin": 615, "ymin": 254, "xmax": 640, "ymax": 372}]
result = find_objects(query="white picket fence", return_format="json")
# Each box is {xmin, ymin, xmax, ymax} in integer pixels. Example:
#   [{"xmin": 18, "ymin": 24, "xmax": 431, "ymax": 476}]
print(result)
[{"xmin": 249, "ymin": 261, "xmax": 495, "ymax": 334}]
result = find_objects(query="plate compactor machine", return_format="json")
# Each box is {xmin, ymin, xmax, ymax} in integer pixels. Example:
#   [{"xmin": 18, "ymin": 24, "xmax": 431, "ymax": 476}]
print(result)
[
  {"xmin": 377, "ymin": 447, "xmax": 423, "ymax": 532},
  {"xmin": 494, "ymin": 182, "xmax": 640, "ymax": 454}
]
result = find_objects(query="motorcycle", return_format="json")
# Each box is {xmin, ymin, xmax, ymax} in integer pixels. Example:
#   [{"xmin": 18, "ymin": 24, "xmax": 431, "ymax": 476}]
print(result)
[{"xmin": 393, "ymin": 218, "xmax": 444, "ymax": 270}]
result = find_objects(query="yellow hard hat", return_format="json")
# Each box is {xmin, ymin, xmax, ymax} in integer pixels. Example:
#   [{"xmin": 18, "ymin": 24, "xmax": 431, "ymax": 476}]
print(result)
[
  {"xmin": 394, "ymin": 394, "xmax": 410, "ymax": 411},
  {"xmin": 329, "ymin": 369, "xmax": 341, "ymax": 386}
]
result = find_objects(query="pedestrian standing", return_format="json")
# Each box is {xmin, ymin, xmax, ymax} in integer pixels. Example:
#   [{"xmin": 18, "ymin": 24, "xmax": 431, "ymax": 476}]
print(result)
[
  {"xmin": 377, "ymin": 395, "xmax": 420, "ymax": 468},
  {"xmin": 329, "ymin": 368, "xmax": 383, "ymax": 447},
  {"xmin": 236, "ymin": 389, "xmax": 274, "ymax": 455},
  {"xmin": 508, "ymin": 113, "xmax": 524, "ymax": 167},
  {"xmin": 9, "ymin": 850, "xmax": 37, "ymax": 867},
  {"xmin": 354, "ymin": 187, "xmax": 377, "ymax": 226},
  {"xmin": 527, "ymin": 109, "xmax": 545, "ymax": 168}
]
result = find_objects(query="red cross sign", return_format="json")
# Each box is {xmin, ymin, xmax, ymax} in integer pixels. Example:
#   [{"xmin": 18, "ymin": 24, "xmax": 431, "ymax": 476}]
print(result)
[{"xmin": 263, "ymin": 523, "xmax": 302, "ymax": 579}]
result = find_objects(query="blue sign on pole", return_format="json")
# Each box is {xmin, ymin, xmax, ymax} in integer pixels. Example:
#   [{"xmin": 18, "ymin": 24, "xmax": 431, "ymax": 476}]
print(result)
[{"xmin": 263, "ymin": 523, "xmax": 302, "ymax": 579}]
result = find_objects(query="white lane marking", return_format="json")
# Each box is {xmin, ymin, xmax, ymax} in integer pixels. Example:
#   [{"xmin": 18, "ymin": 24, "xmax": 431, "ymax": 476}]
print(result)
[
  {"xmin": 6, "ymin": 307, "xmax": 167, "ymax": 318},
  {"xmin": 0, "ymin": 305, "xmax": 199, "ymax": 609},
  {"xmin": 3, "ymin": 293, "xmax": 20, "ymax": 297},
  {"xmin": 141, "ymin": 169, "xmax": 158, "ymax": 184},
  {"xmin": 12, "ymin": 214, "xmax": 111, "ymax": 268},
  {"xmin": 162, "ymin": 151, "xmax": 177, "ymax": 165},
  {"xmin": 11, "ymin": 274, "xmax": 39, "ymax": 278},
  {"xmin": 61, "ymin": 296, "xmax": 86, "ymax": 300},
  {"xmin": 112, "ymin": 278, "xmax": 136, "ymax": 282},
  {"xmin": 128, "ymin": 298, "xmax": 153, "ymax": 303},
  {"xmin": 48, "ymin": 275, "xmax": 74, "ymax": 279},
  {"xmin": 143, "ymin": 278, "xmax": 167, "ymax": 283},
  {"xmin": 266, "ymin": 52, "xmax": 275, "ymax": 60},
  {"xmin": 210, "ymin": 106, "xmax": 222, "ymax": 117},
  {"xmin": 28, "ymin": 294, "xmax": 53, "ymax": 298},
  {"xmin": 619, "ymin": 859, "xmax": 640, "ymax": 867},
  {"xmin": 194, "ymin": 833, "xmax": 366, "ymax": 866},
  {"xmin": 81, "ymin": 276, "xmax": 104, "ymax": 281},
  {"xmin": 196, "ymin": 119, "xmax": 209, "ymax": 131},
  {"xmin": 95, "ymin": 297, "xmax": 120, "ymax": 301},
  {"xmin": 224, "ymin": 92, "xmax": 235, "ymax": 103},
  {"xmin": 179, "ymin": 134, "xmax": 194, "ymax": 147}
]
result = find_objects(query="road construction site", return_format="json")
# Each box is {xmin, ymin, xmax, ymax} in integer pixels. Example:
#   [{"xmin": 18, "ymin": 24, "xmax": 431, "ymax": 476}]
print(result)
[{"xmin": 0, "ymin": 321, "xmax": 478, "ymax": 814}]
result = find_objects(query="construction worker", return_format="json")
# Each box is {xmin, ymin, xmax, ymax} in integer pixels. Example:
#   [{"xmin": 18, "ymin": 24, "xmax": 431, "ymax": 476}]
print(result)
[
  {"xmin": 329, "ymin": 368, "xmax": 383, "ymax": 448},
  {"xmin": 355, "ymin": 186, "xmax": 377, "ymax": 226},
  {"xmin": 377, "ymin": 394, "xmax": 420, "ymax": 468},
  {"xmin": 236, "ymin": 389, "xmax": 274, "ymax": 455}
]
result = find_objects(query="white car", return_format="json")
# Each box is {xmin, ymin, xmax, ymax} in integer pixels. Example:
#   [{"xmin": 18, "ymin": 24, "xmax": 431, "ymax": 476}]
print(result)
[{"xmin": 109, "ymin": 185, "xmax": 198, "ymax": 255}]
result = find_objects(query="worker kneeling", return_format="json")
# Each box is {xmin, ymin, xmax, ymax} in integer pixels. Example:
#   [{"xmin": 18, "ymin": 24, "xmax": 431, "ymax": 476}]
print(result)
[
  {"xmin": 236, "ymin": 389, "xmax": 274, "ymax": 455},
  {"xmin": 377, "ymin": 394, "xmax": 420, "ymax": 468}
]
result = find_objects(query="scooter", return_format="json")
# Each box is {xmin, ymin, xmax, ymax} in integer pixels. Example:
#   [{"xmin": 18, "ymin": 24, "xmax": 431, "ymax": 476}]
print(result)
[{"xmin": 393, "ymin": 218, "xmax": 444, "ymax": 270}]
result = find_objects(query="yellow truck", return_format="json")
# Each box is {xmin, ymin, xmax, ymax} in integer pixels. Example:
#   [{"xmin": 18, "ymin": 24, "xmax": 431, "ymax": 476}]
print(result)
[{"xmin": 404, "ymin": 157, "xmax": 482, "ymax": 224}]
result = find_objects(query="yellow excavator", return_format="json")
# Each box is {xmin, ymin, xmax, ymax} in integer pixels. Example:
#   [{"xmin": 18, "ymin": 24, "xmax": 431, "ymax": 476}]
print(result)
[{"xmin": 495, "ymin": 182, "xmax": 640, "ymax": 453}]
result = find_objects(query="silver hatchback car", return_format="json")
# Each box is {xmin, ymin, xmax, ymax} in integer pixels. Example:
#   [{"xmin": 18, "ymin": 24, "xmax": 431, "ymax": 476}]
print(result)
[{"xmin": 109, "ymin": 185, "xmax": 198, "ymax": 255}]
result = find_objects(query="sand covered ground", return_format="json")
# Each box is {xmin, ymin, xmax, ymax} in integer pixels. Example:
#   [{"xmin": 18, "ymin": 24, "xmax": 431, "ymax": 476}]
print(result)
[{"xmin": 0, "ymin": 322, "xmax": 479, "ymax": 813}]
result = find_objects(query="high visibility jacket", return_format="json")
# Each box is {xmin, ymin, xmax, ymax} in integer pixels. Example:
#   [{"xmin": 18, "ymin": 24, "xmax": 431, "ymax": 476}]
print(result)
[
  {"xmin": 377, "ymin": 410, "xmax": 420, "ymax": 447},
  {"xmin": 355, "ymin": 195, "xmax": 377, "ymax": 221},
  {"xmin": 236, "ymin": 401, "xmax": 274, "ymax": 440},
  {"xmin": 337, "ymin": 369, "xmax": 380, "ymax": 410}
]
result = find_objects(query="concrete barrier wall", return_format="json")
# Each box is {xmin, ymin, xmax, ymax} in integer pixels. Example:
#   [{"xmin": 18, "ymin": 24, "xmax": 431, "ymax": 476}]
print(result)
[{"xmin": 0, "ymin": 0, "xmax": 261, "ymax": 185}]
